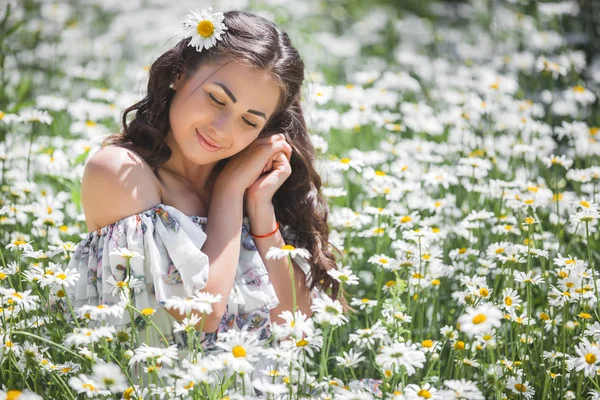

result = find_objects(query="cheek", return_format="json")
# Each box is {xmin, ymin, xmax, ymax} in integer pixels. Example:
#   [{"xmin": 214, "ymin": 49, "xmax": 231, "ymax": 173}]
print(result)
[{"xmin": 169, "ymin": 93, "xmax": 208, "ymax": 130}]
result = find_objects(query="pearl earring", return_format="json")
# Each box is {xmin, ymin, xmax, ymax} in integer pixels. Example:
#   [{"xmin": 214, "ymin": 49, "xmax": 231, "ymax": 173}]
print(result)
[{"xmin": 169, "ymin": 83, "xmax": 175, "ymax": 89}]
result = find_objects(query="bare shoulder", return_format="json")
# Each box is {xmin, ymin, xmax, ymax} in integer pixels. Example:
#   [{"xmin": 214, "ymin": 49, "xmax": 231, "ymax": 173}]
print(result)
[{"xmin": 81, "ymin": 144, "xmax": 162, "ymax": 232}]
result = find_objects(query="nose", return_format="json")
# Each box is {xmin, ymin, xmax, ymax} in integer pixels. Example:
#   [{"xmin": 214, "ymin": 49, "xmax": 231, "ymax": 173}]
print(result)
[{"xmin": 210, "ymin": 111, "xmax": 232, "ymax": 139}]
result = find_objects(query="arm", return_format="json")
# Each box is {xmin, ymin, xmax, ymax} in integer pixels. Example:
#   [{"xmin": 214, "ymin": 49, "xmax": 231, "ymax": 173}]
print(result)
[
  {"xmin": 82, "ymin": 147, "xmax": 243, "ymax": 332},
  {"xmin": 247, "ymin": 202, "xmax": 313, "ymax": 324},
  {"xmin": 164, "ymin": 182, "xmax": 245, "ymax": 332}
]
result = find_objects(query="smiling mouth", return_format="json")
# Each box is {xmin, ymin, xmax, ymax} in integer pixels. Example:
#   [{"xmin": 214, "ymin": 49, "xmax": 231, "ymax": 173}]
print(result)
[{"xmin": 196, "ymin": 129, "xmax": 222, "ymax": 150}]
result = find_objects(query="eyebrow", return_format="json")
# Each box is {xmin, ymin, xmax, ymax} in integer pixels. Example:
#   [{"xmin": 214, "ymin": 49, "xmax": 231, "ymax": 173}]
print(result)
[{"xmin": 214, "ymin": 82, "xmax": 267, "ymax": 120}]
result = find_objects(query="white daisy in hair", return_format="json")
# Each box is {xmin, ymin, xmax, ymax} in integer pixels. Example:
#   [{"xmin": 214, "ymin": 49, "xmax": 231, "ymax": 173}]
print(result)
[{"xmin": 182, "ymin": 8, "xmax": 228, "ymax": 52}]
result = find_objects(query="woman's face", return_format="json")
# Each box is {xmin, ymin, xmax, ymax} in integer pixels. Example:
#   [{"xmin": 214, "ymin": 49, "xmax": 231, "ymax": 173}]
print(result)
[{"xmin": 168, "ymin": 60, "xmax": 282, "ymax": 165}]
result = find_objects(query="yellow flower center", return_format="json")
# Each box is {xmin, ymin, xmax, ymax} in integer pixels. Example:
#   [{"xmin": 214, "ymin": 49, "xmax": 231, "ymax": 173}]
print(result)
[
  {"xmin": 296, "ymin": 339, "xmax": 308, "ymax": 347},
  {"xmin": 379, "ymin": 258, "xmax": 388, "ymax": 264},
  {"xmin": 573, "ymin": 85, "xmax": 585, "ymax": 93},
  {"xmin": 82, "ymin": 383, "xmax": 97, "ymax": 392},
  {"xmin": 232, "ymin": 345, "xmax": 246, "ymax": 358},
  {"xmin": 514, "ymin": 383, "xmax": 527, "ymax": 392},
  {"xmin": 340, "ymin": 158, "xmax": 351, "ymax": 164},
  {"xmin": 56, "ymin": 273, "xmax": 67, "ymax": 280},
  {"xmin": 586, "ymin": 353, "xmax": 597, "ymax": 364},
  {"xmin": 505, "ymin": 297, "xmax": 513, "ymax": 306},
  {"xmin": 281, "ymin": 244, "xmax": 296, "ymax": 251},
  {"xmin": 479, "ymin": 288, "xmax": 489, "ymax": 297},
  {"xmin": 141, "ymin": 308, "xmax": 155, "ymax": 316},
  {"xmin": 196, "ymin": 20, "xmax": 215, "ymax": 38},
  {"xmin": 7, "ymin": 391, "xmax": 22, "ymax": 400},
  {"xmin": 361, "ymin": 298, "xmax": 370, "ymax": 303},
  {"xmin": 417, "ymin": 389, "xmax": 431, "ymax": 398},
  {"xmin": 431, "ymin": 279, "xmax": 441, "ymax": 285},
  {"xmin": 472, "ymin": 314, "xmax": 487, "ymax": 324},
  {"xmin": 422, "ymin": 340, "xmax": 433, "ymax": 348},
  {"xmin": 123, "ymin": 388, "xmax": 134, "ymax": 399},
  {"xmin": 580, "ymin": 200, "xmax": 590, "ymax": 208}
]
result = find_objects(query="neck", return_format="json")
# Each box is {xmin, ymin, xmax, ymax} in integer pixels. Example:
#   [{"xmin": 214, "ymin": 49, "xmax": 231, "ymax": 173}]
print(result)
[{"xmin": 162, "ymin": 131, "xmax": 220, "ymax": 192}]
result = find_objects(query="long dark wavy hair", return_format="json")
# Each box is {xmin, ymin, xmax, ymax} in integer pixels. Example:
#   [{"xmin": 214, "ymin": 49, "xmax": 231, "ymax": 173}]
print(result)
[{"xmin": 103, "ymin": 10, "xmax": 348, "ymax": 310}]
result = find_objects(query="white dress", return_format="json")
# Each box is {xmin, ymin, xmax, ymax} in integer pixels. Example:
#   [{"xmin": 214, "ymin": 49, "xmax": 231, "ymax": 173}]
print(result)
[{"xmin": 67, "ymin": 203, "xmax": 315, "ymax": 383}]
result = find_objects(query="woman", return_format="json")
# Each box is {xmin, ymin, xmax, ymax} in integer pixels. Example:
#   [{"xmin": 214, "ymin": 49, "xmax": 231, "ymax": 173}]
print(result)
[{"xmin": 67, "ymin": 8, "xmax": 345, "ymax": 389}]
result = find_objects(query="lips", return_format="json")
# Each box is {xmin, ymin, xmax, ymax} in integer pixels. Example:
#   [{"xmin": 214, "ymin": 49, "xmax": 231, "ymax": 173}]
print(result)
[{"xmin": 195, "ymin": 129, "xmax": 222, "ymax": 150}]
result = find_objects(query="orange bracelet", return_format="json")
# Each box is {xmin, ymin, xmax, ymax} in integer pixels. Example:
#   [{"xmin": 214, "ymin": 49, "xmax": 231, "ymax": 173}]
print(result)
[{"xmin": 250, "ymin": 221, "xmax": 280, "ymax": 239}]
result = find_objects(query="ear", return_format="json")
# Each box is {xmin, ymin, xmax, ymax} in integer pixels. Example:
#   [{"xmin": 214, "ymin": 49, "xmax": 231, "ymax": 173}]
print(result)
[{"xmin": 172, "ymin": 72, "xmax": 186, "ymax": 90}]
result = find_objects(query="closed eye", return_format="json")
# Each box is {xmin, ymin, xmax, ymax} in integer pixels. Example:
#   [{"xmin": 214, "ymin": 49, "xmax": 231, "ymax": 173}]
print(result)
[
  {"xmin": 209, "ymin": 93, "xmax": 225, "ymax": 106},
  {"xmin": 208, "ymin": 93, "xmax": 258, "ymax": 128}
]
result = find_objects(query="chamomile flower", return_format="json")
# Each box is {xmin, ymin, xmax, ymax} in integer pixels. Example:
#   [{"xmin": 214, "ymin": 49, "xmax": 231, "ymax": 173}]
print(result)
[
  {"xmin": 68, "ymin": 375, "xmax": 111, "ymax": 398},
  {"xmin": 458, "ymin": 304, "xmax": 503, "ymax": 337},
  {"xmin": 500, "ymin": 288, "xmax": 522, "ymax": 312},
  {"xmin": 513, "ymin": 270, "xmax": 545, "ymax": 285},
  {"xmin": 375, "ymin": 342, "xmax": 426, "ymax": 376},
  {"xmin": 172, "ymin": 314, "xmax": 202, "ymax": 333},
  {"xmin": 505, "ymin": 376, "xmax": 535, "ymax": 399},
  {"xmin": 108, "ymin": 247, "xmax": 144, "ymax": 260},
  {"xmin": 182, "ymin": 8, "xmax": 228, "ymax": 52},
  {"xmin": 91, "ymin": 362, "xmax": 127, "ymax": 392},
  {"xmin": 569, "ymin": 208, "xmax": 600, "ymax": 225},
  {"xmin": 128, "ymin": 344, "xmax": 179, "ymax": 367},
  {"xmin": 266, "ymin": 244, "xmax": 311, "ymax": 260},
  {"xmin": 327, "ymin": 265, "xmax": 359, "ymax": 285},
  {"xmin": 572, "ymin": 338, "xmax": 600, "ymax": 377},
  {"xmin": 77, "ymin": 302, "xmax": 125, "ymax": 321},
  {"xmin": 348, "ymin": 321, "xmax": 387, "ymax": 348},
  {"xmin": 441, "ymin": 379, "xmax": 484, "ymax": 400},
  {"xmin": 335, "ymin": 348, "xmax": 366, "ymax": 368},
  {"xmin": 64, "ymin": 326, "xmax": 116, "ymax": 347},
  {"xmin": 271, "ymin": 310, "xmax": 314, "ymax": 339},
  {"xmin": 542, "ymin": 154, "xmax": 573, "ymax": 169},
  {"xmin": 311, "ymin": 294, "xmax": 348, "ymax": 326},
  {"xmin": 350, "ymin": 297, "xmax": 378, "ymax": 310},
  {"xmin": 216, "ymin": 329, "xmax": 261, "ymax": 374}
]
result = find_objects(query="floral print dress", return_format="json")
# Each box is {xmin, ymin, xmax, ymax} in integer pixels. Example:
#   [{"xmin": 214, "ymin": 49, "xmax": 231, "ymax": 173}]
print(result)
[{"xmin": 67, "ymin": 203, "xmax": 314, "ymax": 353}]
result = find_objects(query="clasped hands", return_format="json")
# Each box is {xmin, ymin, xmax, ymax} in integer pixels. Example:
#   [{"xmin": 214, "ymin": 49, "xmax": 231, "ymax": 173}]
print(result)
[{"xmin": 218, "ymin": 132, "xmax": 292, "ymax": 214}]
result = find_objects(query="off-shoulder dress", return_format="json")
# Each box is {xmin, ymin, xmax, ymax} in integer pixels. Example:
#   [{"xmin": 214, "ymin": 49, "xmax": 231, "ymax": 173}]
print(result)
[{"xmin": 67, "ymin": 203, "xmax": 314, "ymax": 351}]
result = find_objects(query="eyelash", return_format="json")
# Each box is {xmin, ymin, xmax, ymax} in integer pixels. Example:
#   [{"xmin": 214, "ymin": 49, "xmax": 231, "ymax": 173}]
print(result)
[{"xmin": 208, "ymin": 93, "xmax": 258, "ymax": 128}]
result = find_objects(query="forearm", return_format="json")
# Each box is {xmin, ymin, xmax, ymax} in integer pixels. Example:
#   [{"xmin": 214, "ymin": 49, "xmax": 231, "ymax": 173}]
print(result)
[
  {"xmin": 247, "ymin": 203, "xmax": 312, "ymax": 324},
  {"xmin": 194, "ymin": 184, "xmax": 245, "ymax": 331}
]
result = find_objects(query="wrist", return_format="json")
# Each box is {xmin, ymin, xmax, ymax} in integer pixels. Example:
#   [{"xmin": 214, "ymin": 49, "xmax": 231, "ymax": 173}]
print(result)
[
  {"xmin": 247, "ymin": 204, "xmax": 277, "ymax": 237},
  {"xmin": 246, "ymin": 197, "xmax": 274, "ymax": 216}
]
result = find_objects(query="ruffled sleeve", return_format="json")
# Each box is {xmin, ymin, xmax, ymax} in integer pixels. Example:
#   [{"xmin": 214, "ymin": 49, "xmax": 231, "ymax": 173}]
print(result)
[{"xmin": 67, "ymin": 204, "xmax": 280, "ymax": 327}]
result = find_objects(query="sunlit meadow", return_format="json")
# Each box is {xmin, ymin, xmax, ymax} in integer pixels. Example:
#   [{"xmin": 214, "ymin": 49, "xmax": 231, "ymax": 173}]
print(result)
[{"xmin": 1, "ymin": 0, "xmax": 600, "ymax": 399}]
